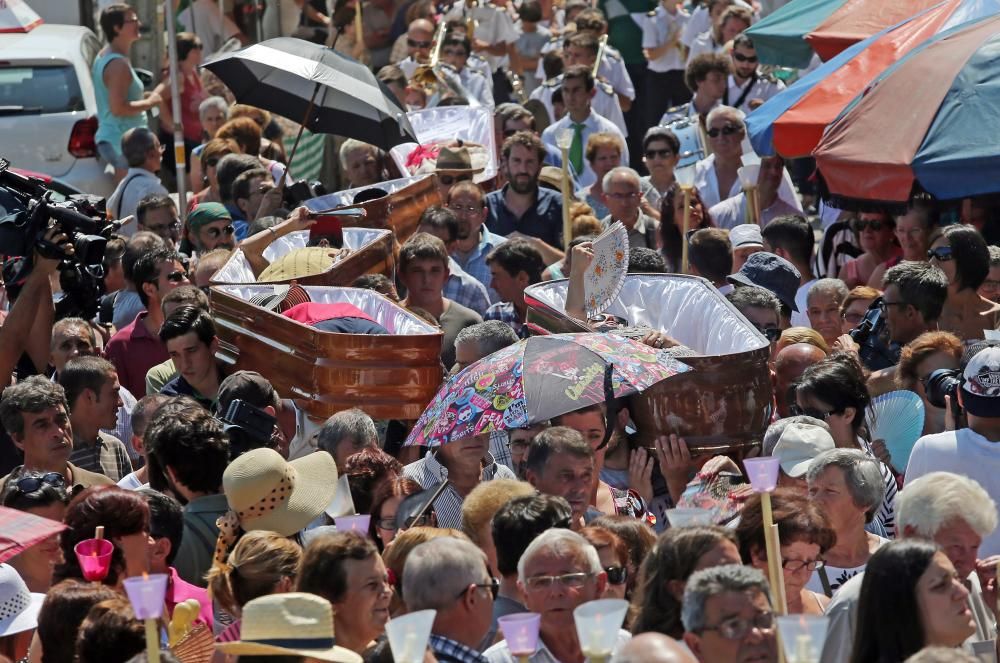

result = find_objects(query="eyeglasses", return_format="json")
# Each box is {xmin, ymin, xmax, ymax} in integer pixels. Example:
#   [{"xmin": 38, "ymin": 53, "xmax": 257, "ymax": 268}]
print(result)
[
  {"xmin": 706, "ymin": 124, "xmax": 744, "ymax": 139},
  {"xmin": 508, "ymin": 439, "xmax": 529, "ymax": 455},
  {"xmin": 456, "ymin": 577, "xmax": 500, "ymax": 600},
  {"xmin": 448, "ymin": 203, "xmax": 484, "ymax": 216},
  {"xmin": 852, "ymin": 219, "xmax": 887, "ymax": 233},
  {"xmin": 732, "ymin": 52, "xmax": 759, "ymax": 63},
  {"xmin": 698, "ymin": 611, "xmax": 775, "ymax": 640},
  {"xmin": 165, "ymin": 270, "xmax": 188, "ymax": 283},
  {"xmin": 877, "ymin": 299, "xmax": 909, "ymax": 314},
  {"xmin": 927, "ymin": 246, "xmax": 954, "ymax": 262},
  {"xmin": 376, "ymin": 517, "xmax": 397, "ymax": 531},
  {"xmin": 524, "ymin": 572, "xmax": 593, "ymax": 591},
  {"xmin": 13, "ymin": 472, "xmax": 66, "ymax": 493},
  {"xmin": 751, "ymin": 323, "xmax": 781, "ymax": 343},
  {"xmin": 439, "ymin": 174, "xmax": 472, "ymax": 186},
  {"xmin": 205, "ymin": 159, "xmax": 220, "ymax": 168},
  {"xmin": 841, "ymin": 311, "xmax": 865, "ymax": 325},
  {"xmin": 981, "ymin": 279, "xmax": 1000, "ymax": 291},
  {"xmin": 408, "ymin": 38, "xmax": 433, "ymax": 48},
  {"xmin": 144, "ymin": 221, "xmax": 181, "ymax": 234},
  {"xmin": 782, "ymin": 558, "xmax": 824, "ymax": 573},
  {"xmin": 788, "ymin": 403, "xmax": 839, "ymax": 420},
  {"xmin": 606, "ymin": 191, "xmax": 640, "ymax": 200},
  {"xmin": 604, "ymin": 566, "xmax": 627, "ymax": 585},
  {"xmin": 205, "ymin": 224, "xmax": 236, "ymax": 239},
  {"xmin": 644, "ymin": 148, "xmax": 675, "ymax": 159}
]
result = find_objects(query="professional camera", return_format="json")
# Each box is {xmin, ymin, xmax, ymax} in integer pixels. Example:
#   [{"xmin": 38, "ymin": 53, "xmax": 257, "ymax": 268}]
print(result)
[
  {"xmin": 924, "ymin": 368, "xmax": 963, "ymax": 418},
  {"xmin": 848, "ymin": 297, "xmax": 900, "ymax": 371},
  {"xmin": 0, "ymin": 158, "xmax": 119, "ymax": 319},
  {"xmin": 284, "ymin": 179, "xmax": 327, "ymax": 208},
  {"xmin": 219, "ymin": 399, "xmax": 279, "ymax": 460}
]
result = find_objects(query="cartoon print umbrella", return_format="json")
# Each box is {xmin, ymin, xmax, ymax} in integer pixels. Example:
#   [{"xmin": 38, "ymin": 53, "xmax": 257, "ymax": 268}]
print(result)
[{"xmin": 404, "ymin": 333, "xmax": 691, "ymax": 448}]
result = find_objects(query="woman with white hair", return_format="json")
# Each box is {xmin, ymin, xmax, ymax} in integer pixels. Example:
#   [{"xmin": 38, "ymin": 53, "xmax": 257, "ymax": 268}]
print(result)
[
  {"xmin": 806, "ymin": 278, "xmax": 850, "ymax": 349},
  {"xmin": 189, "ymin": 96, "xmax": 230, "ymax": 193},
  {"xmin": 805, "ymin": 449, "xmax": 888, "ymax": 596}
]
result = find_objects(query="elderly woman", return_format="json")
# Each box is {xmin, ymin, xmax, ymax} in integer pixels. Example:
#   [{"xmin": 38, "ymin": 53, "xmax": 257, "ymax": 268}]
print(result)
[
  {"xmin": 188, "ymin": 96, "xmax": 230, "ymax": 192},
  {"xmin": 55, "ymin": 487, "xmax": 153, "ymax": 587},
  {"xmin": 840, "ymin": 285, "xmax": 881, "ymax": 334},
  {"xmin": 630, "ymin": 526, "xmax": 741, "ymax": 638},
  {"xmin": 839, "ymin": 212, "xmax": 900, "ymax": 288},
  {"xmin": 736, "ymin": 489, "xmax": 836, "ymax": 615},
  {"xmin": 929, "ymin": 224, "xmax": 1000, "ymax": 341},
  {"xmin": 806, "ymin": 278, "xmax": 850, "ymax": 348},
  {"xmin": 297, "ymin": 532, "xmax": 393, "ymax": 657},
  {"xmin": 486, "ymin": 529, "xmax": 630, "ymax": 661},
  {"xmin": 867, "ymin": 193, "xmax": 938, "ymax": 288},
  {"xmin": 639, "ymin": 127, "xmax": 681, "ymax": 215},
  {"xmin": 804, "ymin": 449, "xmax": 888, "ymax": 596},
  {"xmin": 580, "ymin": 133, "xmax": 627, "ymax": 221},
  {"xmin": 896, "ymin": 331, "xmax": 963, "ymax": 436}
]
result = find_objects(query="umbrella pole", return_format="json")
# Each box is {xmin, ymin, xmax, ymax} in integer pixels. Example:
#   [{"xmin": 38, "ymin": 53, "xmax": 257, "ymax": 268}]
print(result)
[
  {"xmin": 165, "ymin": 0, "xmax": 188, "ymax": 221},
  {"xmin": 283, "ymin": 82, "xmax": 321, "ymax": 188}
]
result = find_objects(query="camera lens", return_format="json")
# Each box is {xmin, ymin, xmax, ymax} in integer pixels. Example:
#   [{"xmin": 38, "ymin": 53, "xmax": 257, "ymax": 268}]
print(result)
[{"xmin": 923, "ymin": 368, "xmax": 962, "ymax": 409}]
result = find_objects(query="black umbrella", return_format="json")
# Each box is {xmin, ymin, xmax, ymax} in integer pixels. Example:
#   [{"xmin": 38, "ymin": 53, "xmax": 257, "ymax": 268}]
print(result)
[{"xmin": 201, "ymin": 38, "xmax": 416, "ymax": 164}]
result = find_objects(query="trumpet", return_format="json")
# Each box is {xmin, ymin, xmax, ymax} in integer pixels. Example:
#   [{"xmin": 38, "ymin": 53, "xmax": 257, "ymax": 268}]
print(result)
[
  {"xmin": 412, "ymin": 19, "xmax": 447, "ymax": 91},
  {"xmin": 506, "ymin": 71, "xmax": 527, "ymax": 103}
]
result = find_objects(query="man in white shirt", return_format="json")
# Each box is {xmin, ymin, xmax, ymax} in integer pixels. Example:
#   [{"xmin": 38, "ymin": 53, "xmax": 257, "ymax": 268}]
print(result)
[
  {"xmin": 440, "ymin": 32, "xmax": 495, "ymax": 109},
  {"xmin": 707, "ymin": 155, "xmax": 800, "ymax": 229},
  {"xmin": 641, "ymin": 0, "xmax": 690, "ymax": 128},
  {"xmin": 107, "ymin": 128, "xmax": 168, "ymax": 225},
  {"xmin": 725, "ymin": 34, "xmax": 785, "ymax": 113},
  {"xmin": 661, "ymin": 52, "xmax": 728, "ymax": 126},
  {"xmin": 540, "ymin": 65, "xmax": 628, "ymax": 190},
  {"xmin": 444, "ymin": 0, "xmax": 522, "ymax": 103},
  {"xmin": 907, "ymin": 345, "xmax": 1000, "ymax": 557}
]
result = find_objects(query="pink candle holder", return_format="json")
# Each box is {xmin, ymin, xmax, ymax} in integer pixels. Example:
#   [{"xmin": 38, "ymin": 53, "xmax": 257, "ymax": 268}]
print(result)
[
  {"xmin": 122, "ymin": 573, "xmax": 169, "ymax": 620},
  {"xmin": 335, "ymin": 514, "xmax": 371, "ymax": 534},
  {"xmin": 743, "ymin": 456, "xmax": 781, "ymax": 493},
  {"xmin": 74, "ymin": 538, "xmax": 114, "ymax": 582},
  {"xmin": 498, "ymin": 613, "xmax": 541, "ymax": 656}
]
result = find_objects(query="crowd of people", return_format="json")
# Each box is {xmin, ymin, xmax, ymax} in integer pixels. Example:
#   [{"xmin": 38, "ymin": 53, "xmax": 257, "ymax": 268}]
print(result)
[{"xmin": 4, "ymin": 0, "xmax": 1000, "ymax": 662}]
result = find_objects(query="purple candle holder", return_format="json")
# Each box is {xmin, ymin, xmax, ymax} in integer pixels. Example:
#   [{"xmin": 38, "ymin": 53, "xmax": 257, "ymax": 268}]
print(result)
[
  {"xmin": 335, "ymin": 514, "xmax": 371, "ymax": 534},
  {"xmin": 122, "ymin": 573, "xmax": 169, "ymax": 620},
  {"xmin": 498, "ymin": 613, "xmax": 541, "ymax": 656},
  {"xmin": 75, "ymin": 538, "xmax": 114, "ymax": 582},
  {"xmin": 743, "ymin": 456, "xmax": 781, "ymax": 493}
]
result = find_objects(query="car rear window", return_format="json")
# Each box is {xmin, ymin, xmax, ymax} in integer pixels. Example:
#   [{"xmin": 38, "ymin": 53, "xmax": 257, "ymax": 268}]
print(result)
[{"xmin": 0, "ymin": 65, "xmax": 84, "ymax": 115}]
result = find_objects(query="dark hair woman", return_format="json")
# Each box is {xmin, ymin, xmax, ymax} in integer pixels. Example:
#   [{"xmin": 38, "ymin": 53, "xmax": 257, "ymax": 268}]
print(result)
[
  {"xmin": 659, "ymin": 183, "xmax": 713, "ymax": 273},
  {"xmin": 850, "ymin": 540, "xmax": 975, "ymax": 663},
  {"xmin": 929, "ymin": 224, "xmax": 1000, "ymax": 341}
]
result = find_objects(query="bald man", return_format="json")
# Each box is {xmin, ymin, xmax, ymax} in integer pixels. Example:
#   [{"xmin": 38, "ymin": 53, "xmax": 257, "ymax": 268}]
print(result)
[
  {"xmin": 399, "ymin": 19, "xmax": 435, "ymax": 80},
  {"xmin": 772, "ymin": 342, "xmax": 827, "ymax": 418},
  {"xmin": 612, "ymin": 633, "xmax": 697, "ymax": 663}
]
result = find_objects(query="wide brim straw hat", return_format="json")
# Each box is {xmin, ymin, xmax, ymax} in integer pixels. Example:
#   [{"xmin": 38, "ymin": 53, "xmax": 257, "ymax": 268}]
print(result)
[
  {"xmin": 222, "ymin": 448, "xmax": 339, "ymax": 536},
  {"xmin": 217, "ymin": 593, "xmax": 361, "ymax": 663}
]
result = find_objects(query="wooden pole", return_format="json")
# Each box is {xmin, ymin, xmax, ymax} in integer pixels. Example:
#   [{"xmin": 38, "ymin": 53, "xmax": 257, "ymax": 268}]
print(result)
[
  {"xmin": 680, "ymin": 186, "xmax": 692, "ymax": 273},
  {"xmin": 560, "ymin": 145, "xmax": 572, "ymax": 249}
]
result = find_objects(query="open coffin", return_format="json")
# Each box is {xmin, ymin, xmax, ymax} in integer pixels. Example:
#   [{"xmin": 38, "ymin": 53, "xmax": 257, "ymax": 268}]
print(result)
[
  {"xmin": 210, "ymin": 227, "xmax": 394, "ymax": 286},
  {"xmin": 525, "ymin": 274, "xmax": 772, "ymax": 455},
  {"xmin": 210, "ymin": 284, "xmax": 443, "ymax": 420}
]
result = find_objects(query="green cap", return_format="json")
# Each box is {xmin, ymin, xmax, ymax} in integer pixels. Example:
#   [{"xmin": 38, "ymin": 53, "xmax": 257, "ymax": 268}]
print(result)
[{"xmin": 188, "ymin": 202, "xmax": 232, "ymax": 232}]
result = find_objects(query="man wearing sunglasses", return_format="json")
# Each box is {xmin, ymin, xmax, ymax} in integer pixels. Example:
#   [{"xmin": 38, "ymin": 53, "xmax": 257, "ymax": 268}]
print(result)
[
  {"xmin": 724, "ymin": 35, "xmax": 784, "ymax": 114},
  {"xmin": 682, "ymin": 565, "xmax": 778, "ymax": 663},
  {"xmin": 0, "ymin": 376, "xmax": 113, "ymax": 495},
  {"xmin": 726, "ymin": 285, "xmax": 782, "ymax": 357},
  {"xmin": 186, "ymin": 203, "xmax": 237, "ymax": 257},
  {"xmin": 398, "ymin": 18, "xmax": 437, "ymax": 80},
  {"xmin": 441, "ymin": 33, "xmax": 495, "ymax": 110}
]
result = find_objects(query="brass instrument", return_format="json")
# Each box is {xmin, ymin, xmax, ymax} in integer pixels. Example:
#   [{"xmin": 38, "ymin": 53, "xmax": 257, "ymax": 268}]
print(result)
[
  {"xmin": 507, "ymin": 70, "xmax": 528, "ymax": 103},
  {"xmin": 413, "ymin": 19, "xmax": 447, "ymax": 91},
  {"xmin": 592, "ymin": 33, "xmax": 608, "ymax": 79}
]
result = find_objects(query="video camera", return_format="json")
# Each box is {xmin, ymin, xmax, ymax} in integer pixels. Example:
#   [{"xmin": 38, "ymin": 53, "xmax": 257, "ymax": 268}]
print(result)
[
  {"xmin": 848, "ymin": 297, "xmax": 900, "ymax": 371},
  {"xmin": 0, "ymin": 158, "xmax": 120, "ymax": 320},
  {"xmin": 218, "ymin": 399, "xmax": 279, "ymax": 460}
]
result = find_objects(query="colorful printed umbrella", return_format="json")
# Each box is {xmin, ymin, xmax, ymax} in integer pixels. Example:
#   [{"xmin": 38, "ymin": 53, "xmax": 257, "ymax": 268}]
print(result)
[
  {"xmin": 404, "ymin": 333, "xmax": 691, "ymax": 448},
  {"xmin": 813, "ymin": 14, "xmax": 1000, "ymax": 206},
  {"xmin": 746, "ymin": 0, "xmax": 942, "ymax": 68},
  {"xmin": 748, "ymin": 0, "xmax": 998, "ymax": 158}
]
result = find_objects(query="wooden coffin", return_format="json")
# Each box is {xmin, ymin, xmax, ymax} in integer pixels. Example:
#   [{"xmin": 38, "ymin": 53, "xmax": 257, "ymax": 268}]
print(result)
[
  {"xmin": 524, "ymin": 275, "xmax": 772, "ymax": 457},
  {"xmin": 210, "ymin": 228, "xmax": 395, "ymax": 287},
  {"xmin": 210, "ymin": 284, "xmax": 443, "ymax": 420}
]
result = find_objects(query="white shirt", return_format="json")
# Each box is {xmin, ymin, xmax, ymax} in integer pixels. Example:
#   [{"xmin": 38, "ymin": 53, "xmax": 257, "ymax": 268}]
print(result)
[
  {"xmin": 708, "ymin": 191, "xmax": 802, "ymax": 230},
  {"xmin": 178, "ymin": 0, "xmax": 242, "ymax": 53},
  {"xmin": 529, "ymin": 76, "xmax": 628, "ymax": 136},
  {"xmin": 532, "ymin": 43, "xmax": 634, "ymax": 99},
  {"xmin": 907, "ymin": 427, "xmax": 1000, "ymax": 556},
  {"xmin": 724, "ymin": 72, "xmax": 785, "ymax": 113},
  {"xmin": 107, "ymin": 167, "xmax": 168, "ymax": 228},
  {"xmin": 693, "ymin": 153, "xmax": 801, "ymax": 210},
  {"xmin": 485, "ymin": 629, "xmax": 631, "ymax": 663},
  {"xmin": 444, "ymin": 2, "xmax": 519, "ymax": 72},
  {"xmin": 686, "ymin": 30, "xmax": 722, "ymax": 65},
  {"xmin": 791, "ymin": 278, "xmax": 817, "ymax": 327},
  {"xmin": 641, "ymin": 5, "xmax": 689, "ymax": 72},
  {"xmin": 541, "ymin": 109, "xmax": 629, "ymax": 190},
  {"xmin": 456, "ymin": 66, "xmax": 495, "ymax": 110}
]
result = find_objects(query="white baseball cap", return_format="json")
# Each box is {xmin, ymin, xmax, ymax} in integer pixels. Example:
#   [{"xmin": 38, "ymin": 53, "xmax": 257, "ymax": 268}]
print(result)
[{"xmin": 772, "ymin": 422, "xmax": 836, "ymax": 478}]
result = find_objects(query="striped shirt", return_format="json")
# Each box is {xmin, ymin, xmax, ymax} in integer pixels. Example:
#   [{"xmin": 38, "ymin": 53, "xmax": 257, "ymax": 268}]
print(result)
[
  {"xmin": 69, "ymin": 431, "xmax": 133, "ymax": 482},
  {"xmin": 402, "ymin": 450, "xmax": 517, "ymax": 529}
]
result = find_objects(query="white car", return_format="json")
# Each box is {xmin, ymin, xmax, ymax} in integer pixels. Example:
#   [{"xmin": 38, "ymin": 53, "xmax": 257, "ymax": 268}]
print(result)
[{"xmin": 0, "ymin": 24, "xmax": 117, "ymax": 198}]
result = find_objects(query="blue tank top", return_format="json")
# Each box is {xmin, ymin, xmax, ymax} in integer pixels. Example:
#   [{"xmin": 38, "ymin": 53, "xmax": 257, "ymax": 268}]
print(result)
[{"xmin": 92, "ymin": 51, "xmax": 147, "ymax": 157}]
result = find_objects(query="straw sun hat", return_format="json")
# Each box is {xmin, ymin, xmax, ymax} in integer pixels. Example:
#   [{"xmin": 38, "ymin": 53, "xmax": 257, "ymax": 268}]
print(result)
[
  {"xmin": 216, "ymin": 593, "xmax": 361, "ymax": 663},
  {"xmin": 214, "ymin": 448, "xmax": 339, "ymax": 565}
]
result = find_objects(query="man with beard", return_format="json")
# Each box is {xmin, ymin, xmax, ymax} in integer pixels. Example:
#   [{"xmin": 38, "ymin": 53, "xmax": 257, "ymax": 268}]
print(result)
[
  {"xmin": 485, "ymin": 131, "xmax": 565, "ymax": 264},
  {"xmin": 448, "ymin": 181, "xmax": 507, "ymax": 302}
]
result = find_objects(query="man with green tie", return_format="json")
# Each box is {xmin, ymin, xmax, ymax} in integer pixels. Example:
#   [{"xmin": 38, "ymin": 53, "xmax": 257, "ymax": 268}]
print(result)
[{"xmin": 541, "ymin": 65, "xmax": 629, "ymax": 191}]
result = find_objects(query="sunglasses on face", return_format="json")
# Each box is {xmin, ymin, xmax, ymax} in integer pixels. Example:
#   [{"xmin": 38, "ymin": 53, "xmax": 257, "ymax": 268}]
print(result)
[
  {"xmin": 751, "ymin": 323, "xmax": 780, "ymax": 342},
  {"xmin": 408, "ymin": 38, "xmax": 433, "ymax": 48},
  {"xmin": 165, "ymin": 270, "xmax": 188, "ymax": 283},
  {"xmin": 145, "ymin": 221, "xmax": 180, "ymax": 234},
  {"xmin": 706, "ymin": 124, "xmax": 744, "ymax": 139},
  {"xmin": 604, "ymin": 566, "xmax": 627, "ymax": 585},
  {"xmin": 788, "ymin": 403, "xmax": 840, "ymax": 420},
  {"xmin": 205, "ymin": 224, "xmax": 236, "ymax": 239},
  {"xmin": 732, "ymin": 52, "xmax": 758, "ymax": 63},
  {"xmin": 928, "ymin": 246, "xmax": 954, "ymax": 262},
  {"xmin": 644, "ymin": 148, "xmax": 675, "ymax": 159},
  {"xmin": 852, "ymin": 219, "xmax": 887, "ymax": 233},
  {"xmin": 439, "ymin": 174, "xmax": 472, "ymax": 186},
  {"xmin": 13, "ymin": 472, "xmax": 66, "ymax": 494}
]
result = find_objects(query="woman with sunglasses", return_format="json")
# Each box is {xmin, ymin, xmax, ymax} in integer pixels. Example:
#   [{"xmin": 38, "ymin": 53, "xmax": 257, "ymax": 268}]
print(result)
[
  {"xmin": 928, "ymin": 224, "xmax": 1000, "ymax": 342},
  {"xmin": 189, "ymin": 138, "xmax": 239, "ymax": 209},
  {"xmin": 735, "ymin": 489, "xmax": 836, "ymax": 615},
  {"xmin": 793, "ymin": 354, "xmax": 898, "ymax": 537},
  {"xmin": 639, "ymin": 127, "xmax": 682, "ymax": 214},
  {"xmin": 580, "ymin": 526, "xmax": 631, "ymax": 602},
  {"xmin": 838, "ymin": 212, "xmax": 900, "ymax": 288},
  {"xmin": 1, "ymin": 472, "xmax": 69, "ymax": 592}
]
